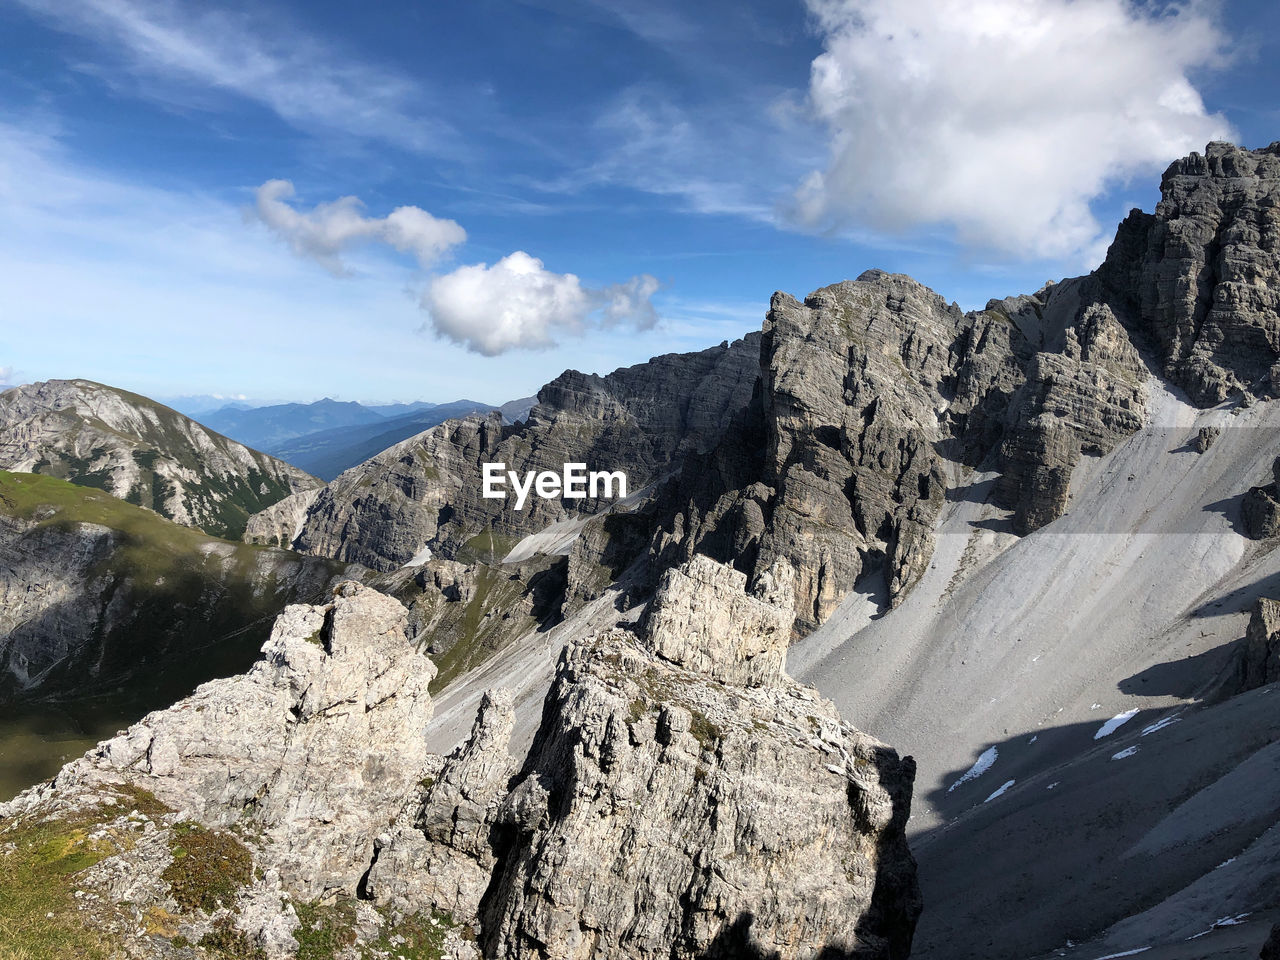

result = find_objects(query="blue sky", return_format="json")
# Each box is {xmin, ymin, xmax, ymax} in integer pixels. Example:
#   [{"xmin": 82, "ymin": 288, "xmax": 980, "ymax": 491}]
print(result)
[{"xmin": 1, "ymin": 0, "xmax": 1277, "ymax": 405}]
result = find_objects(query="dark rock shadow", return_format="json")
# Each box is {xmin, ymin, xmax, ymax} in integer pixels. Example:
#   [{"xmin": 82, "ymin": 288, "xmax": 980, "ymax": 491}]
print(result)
[
  {"xmin": 1117, "ymin": 642, "xmax": 1244, "ymax": 697},
  {"xmin": 1190, "ymin": 571, "xmax": 1280, "ymax": 619}
]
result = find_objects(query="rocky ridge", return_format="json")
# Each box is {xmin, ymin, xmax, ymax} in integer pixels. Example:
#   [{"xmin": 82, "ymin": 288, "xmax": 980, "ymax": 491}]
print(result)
[
  {"xmin": 1, "ymin": 565, "xmax": 920, "ymax": 959},
  {"xmin": 289, "ymin": 336, "xmax": 763, "ymax": 571},
  {"xmin": 0, "ymin": 380, "xmax": 320, "ymax": 539},
  {"xmin": 273, "ymin": 142, "xmax": 1279, "ymax": 638}
]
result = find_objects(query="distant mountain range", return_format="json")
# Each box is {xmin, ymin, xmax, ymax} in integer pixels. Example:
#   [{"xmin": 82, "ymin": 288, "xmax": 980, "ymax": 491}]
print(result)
[
  {"xmin": 265, "ymin": 396, "xmax": 536, "ymax": 480},
  {"xmin": 197, "ymin": 398, "xmax": 391, "ymax": 452}
]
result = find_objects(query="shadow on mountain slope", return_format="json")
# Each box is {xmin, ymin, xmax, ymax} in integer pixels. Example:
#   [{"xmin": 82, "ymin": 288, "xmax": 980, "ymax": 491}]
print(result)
[{"xmin": 909, "ymin": 681, "xmax": 1280, "ymax": 960}]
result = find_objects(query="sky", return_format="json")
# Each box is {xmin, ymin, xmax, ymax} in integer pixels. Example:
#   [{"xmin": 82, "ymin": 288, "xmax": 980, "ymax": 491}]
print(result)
[{"xmin": 1, "ymin": 0, "xmax": 1278, "ymax": 406}]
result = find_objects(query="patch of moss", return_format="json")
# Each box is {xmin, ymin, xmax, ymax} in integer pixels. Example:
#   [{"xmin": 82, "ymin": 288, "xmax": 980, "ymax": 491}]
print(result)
[
  {"xmin": 162, "ymin": 822, "xmax": 254, "ymax": 913},
  {"xmin": 689, "ymin": 710, "xmax": 722, "ymax": 753},
  {"xmin": 626, "ymin": 697, "xmax": 647, "ymax": 726},
  {"xmin": 294, "ymin": 898, "xmax": 358, "ymax": 960},
  {"xmin": 200, "ymin": 916, "xmax": 268, "ymax": 959},
  {"xmin": 364, "ymin": 910, "xmax": 457, "ymax": 960}
]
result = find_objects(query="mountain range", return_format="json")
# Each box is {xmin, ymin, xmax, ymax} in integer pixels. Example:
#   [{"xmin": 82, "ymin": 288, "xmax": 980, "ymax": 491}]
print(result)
[
  {"xmin": 1, "ymin": 140, "xmax": 1279, "ymax": 959},
  {"xmin": 195, "ymin": 395, "xmax": 536, "ymax": 480}
]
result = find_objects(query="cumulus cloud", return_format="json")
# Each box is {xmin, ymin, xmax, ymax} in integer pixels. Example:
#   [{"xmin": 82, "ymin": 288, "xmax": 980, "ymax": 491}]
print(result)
[
  {"xmin": 422, "ymin": 251, "xmax": 660, "ymax": 356},
  {"xmin": 794, "ymin": 0, "xmax": 1234, "ymax": 262},
  {"xmin": 252, "ymin": 180, "xmax": 466, "ymax": 275}
]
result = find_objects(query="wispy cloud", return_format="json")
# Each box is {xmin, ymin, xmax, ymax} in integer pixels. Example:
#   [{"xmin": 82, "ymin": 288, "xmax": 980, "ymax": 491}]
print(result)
[
  {"xmin": 533, "ymin": 83, "xmax": 816, "ymax": 223},
  {"xmin": 14, "ymin": 0, "xmax": 461, "ymax": 155},
  {"xmin": 251, "ymin": 180, "xmax": 466, "ymax": 276}
]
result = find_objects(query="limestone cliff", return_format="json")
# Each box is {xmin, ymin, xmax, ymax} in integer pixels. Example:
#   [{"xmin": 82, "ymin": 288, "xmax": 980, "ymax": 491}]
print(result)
[
  {"xmin": 0, "ymin": 379, "xmax": 320, "ymax": 539},
  {"xmin": 1101, "ymin": 140, "xmax": 1280, "ymax": 405}
]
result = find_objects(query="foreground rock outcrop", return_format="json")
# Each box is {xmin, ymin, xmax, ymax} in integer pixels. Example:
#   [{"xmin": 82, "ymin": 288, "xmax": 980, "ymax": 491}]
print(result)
[
  {"xmin": 2, "ymin": 568, "xmax": 921, "ymax": 959},
  {"xmin": 479, "ymin": 580, "xmax": 920, "ymax": 958},
  {"xmin": 0, "ymin": 582, "xmax": 460, "ymax": 956},
  {"xmin": 1239, "ymin": 597, "xmax": 1280, "ymax": 691},
  {"xmin": 0, "ymin": 379, "xmax": 320, "ymax": 539}
]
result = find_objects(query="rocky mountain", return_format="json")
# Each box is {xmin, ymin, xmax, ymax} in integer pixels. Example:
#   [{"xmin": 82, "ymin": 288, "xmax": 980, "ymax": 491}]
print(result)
[
  {"xmin": 0, "ymin": 571, "xmax": 919, "ymax": 959},
  {"xmin": 268, "ymin": 397, "xmax": 533, "ymax": 481},
  {"xmin": 0, "ymin": 470, "xmax": 352, "ymax": 797},
  {"xmin": 0, "ymin": 380, "xmax": 320, "ymax": 539},
  {"xmin": 289, "ymin": 337, "xmax": 761, "ymax": 568}
]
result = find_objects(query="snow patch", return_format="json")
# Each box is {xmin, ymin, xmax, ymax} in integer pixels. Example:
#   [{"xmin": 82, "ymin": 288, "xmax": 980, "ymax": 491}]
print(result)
[
  {"xmin": 400, "ymin": 544, "xmax": 434, "ymax": 568},
  {"xmin": 984, "ymin": 780, "xmax": 1015, "ymax": 803},
  {"xmin": 1140, "ymin": 716, "xmax": 1180, "ymax": 736},
  {"xmin": 1094, "ymin": 949, "xmax": 1149, "ymax": 959},
  {"xmin": 948, "ymin": 746, "xmax": 997, "ymax": 792},
  {"xmin": 1112, "ymin": 746, "xmax": 1139, "ymax": 760},
  {"xmin": 1186, "ymin": 913, "xmax": 1251, "ymax": 940},
  {"xmin": 1094, "ymin": 708, "xmax": 1140, "ymax": 740}
]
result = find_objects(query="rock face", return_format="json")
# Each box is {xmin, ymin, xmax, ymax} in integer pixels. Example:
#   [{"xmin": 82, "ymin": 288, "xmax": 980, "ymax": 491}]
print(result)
[
  {"xmin": 1261, "ymin": 923, "xmax": 1280, "ymax": 960},
  {"xmin": 640, "ymin": 553, "xmax": 795, "ymax": 686},
  {"xmin": 1242, "ymin": 456, "xmax": 1280, "ymax": 539},
  {"xmin": 291, "ymin": 336, "xmax": 762, "ymax": 571},
  {"xmin": 0, "ymin": 583, "xmax": 469, "ymax": 959},
  {"xmin": 1240, "ymin": 597, "xmax": 1280, "ymax": 691},
  {"xmin": 0, "ymin": 380, "xmax": 320, "ymax": 539},
  {"xmin": 4, "ymin": 582, "xmax": 435, "ymax": 900},
  {"xmin": 242, "ymin": 487, "xmax": 321, "ymax": 548},
  {"xmin": 643, "ymin": 271, "xmax": 1145, "ymax": 629},
  {"xmin": 367, "ymin": 688, "xmax": 517, "ymax": 920},
  {"xmin": 1102, "ymin": 141, "xmax": 1280, "ymax": 405},
  {"xmin": 478, "ymin": 557, "xmax": 920, "ymax": 959}
]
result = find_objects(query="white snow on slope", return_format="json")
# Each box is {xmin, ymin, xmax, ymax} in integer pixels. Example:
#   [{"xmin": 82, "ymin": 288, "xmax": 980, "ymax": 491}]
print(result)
[
  {"xmin": 1112, "ymin": 746, "xmax": 1139, "ymax": 760},
  {"xmin": 947, "ymin": 746, "xmax": 997, "ymax": 792},
  {"xmin": 984, "ymin": 780, "xmax": 1015, "ymax": 802},
  {"xmin": 1095, "ymin": 709, "xmax": 1140, "ymax": 740},
  {"xmin": 401, "ymin": 544, "xmax": 433, "ymax": 568},
  {"xmin": 1141, "ymin": 716, "xmax": 1181, "ymax": 736}
]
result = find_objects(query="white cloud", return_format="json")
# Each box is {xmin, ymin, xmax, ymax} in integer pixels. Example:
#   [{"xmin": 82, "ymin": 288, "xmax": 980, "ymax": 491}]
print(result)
[
  {"xmin": 252, "ymin": 180, "xmax": 466, "ymax": 275},
  {"xmin": 16, "ymin": 0, "xmax": 459, "ymax": 154},
  {"xmin": 794, "ymin": 0, "xmax": 1234, "ymax": 262},
  {"xmin": 422, "ymin": 251, "xmax": 659, "ymax": 356}
]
